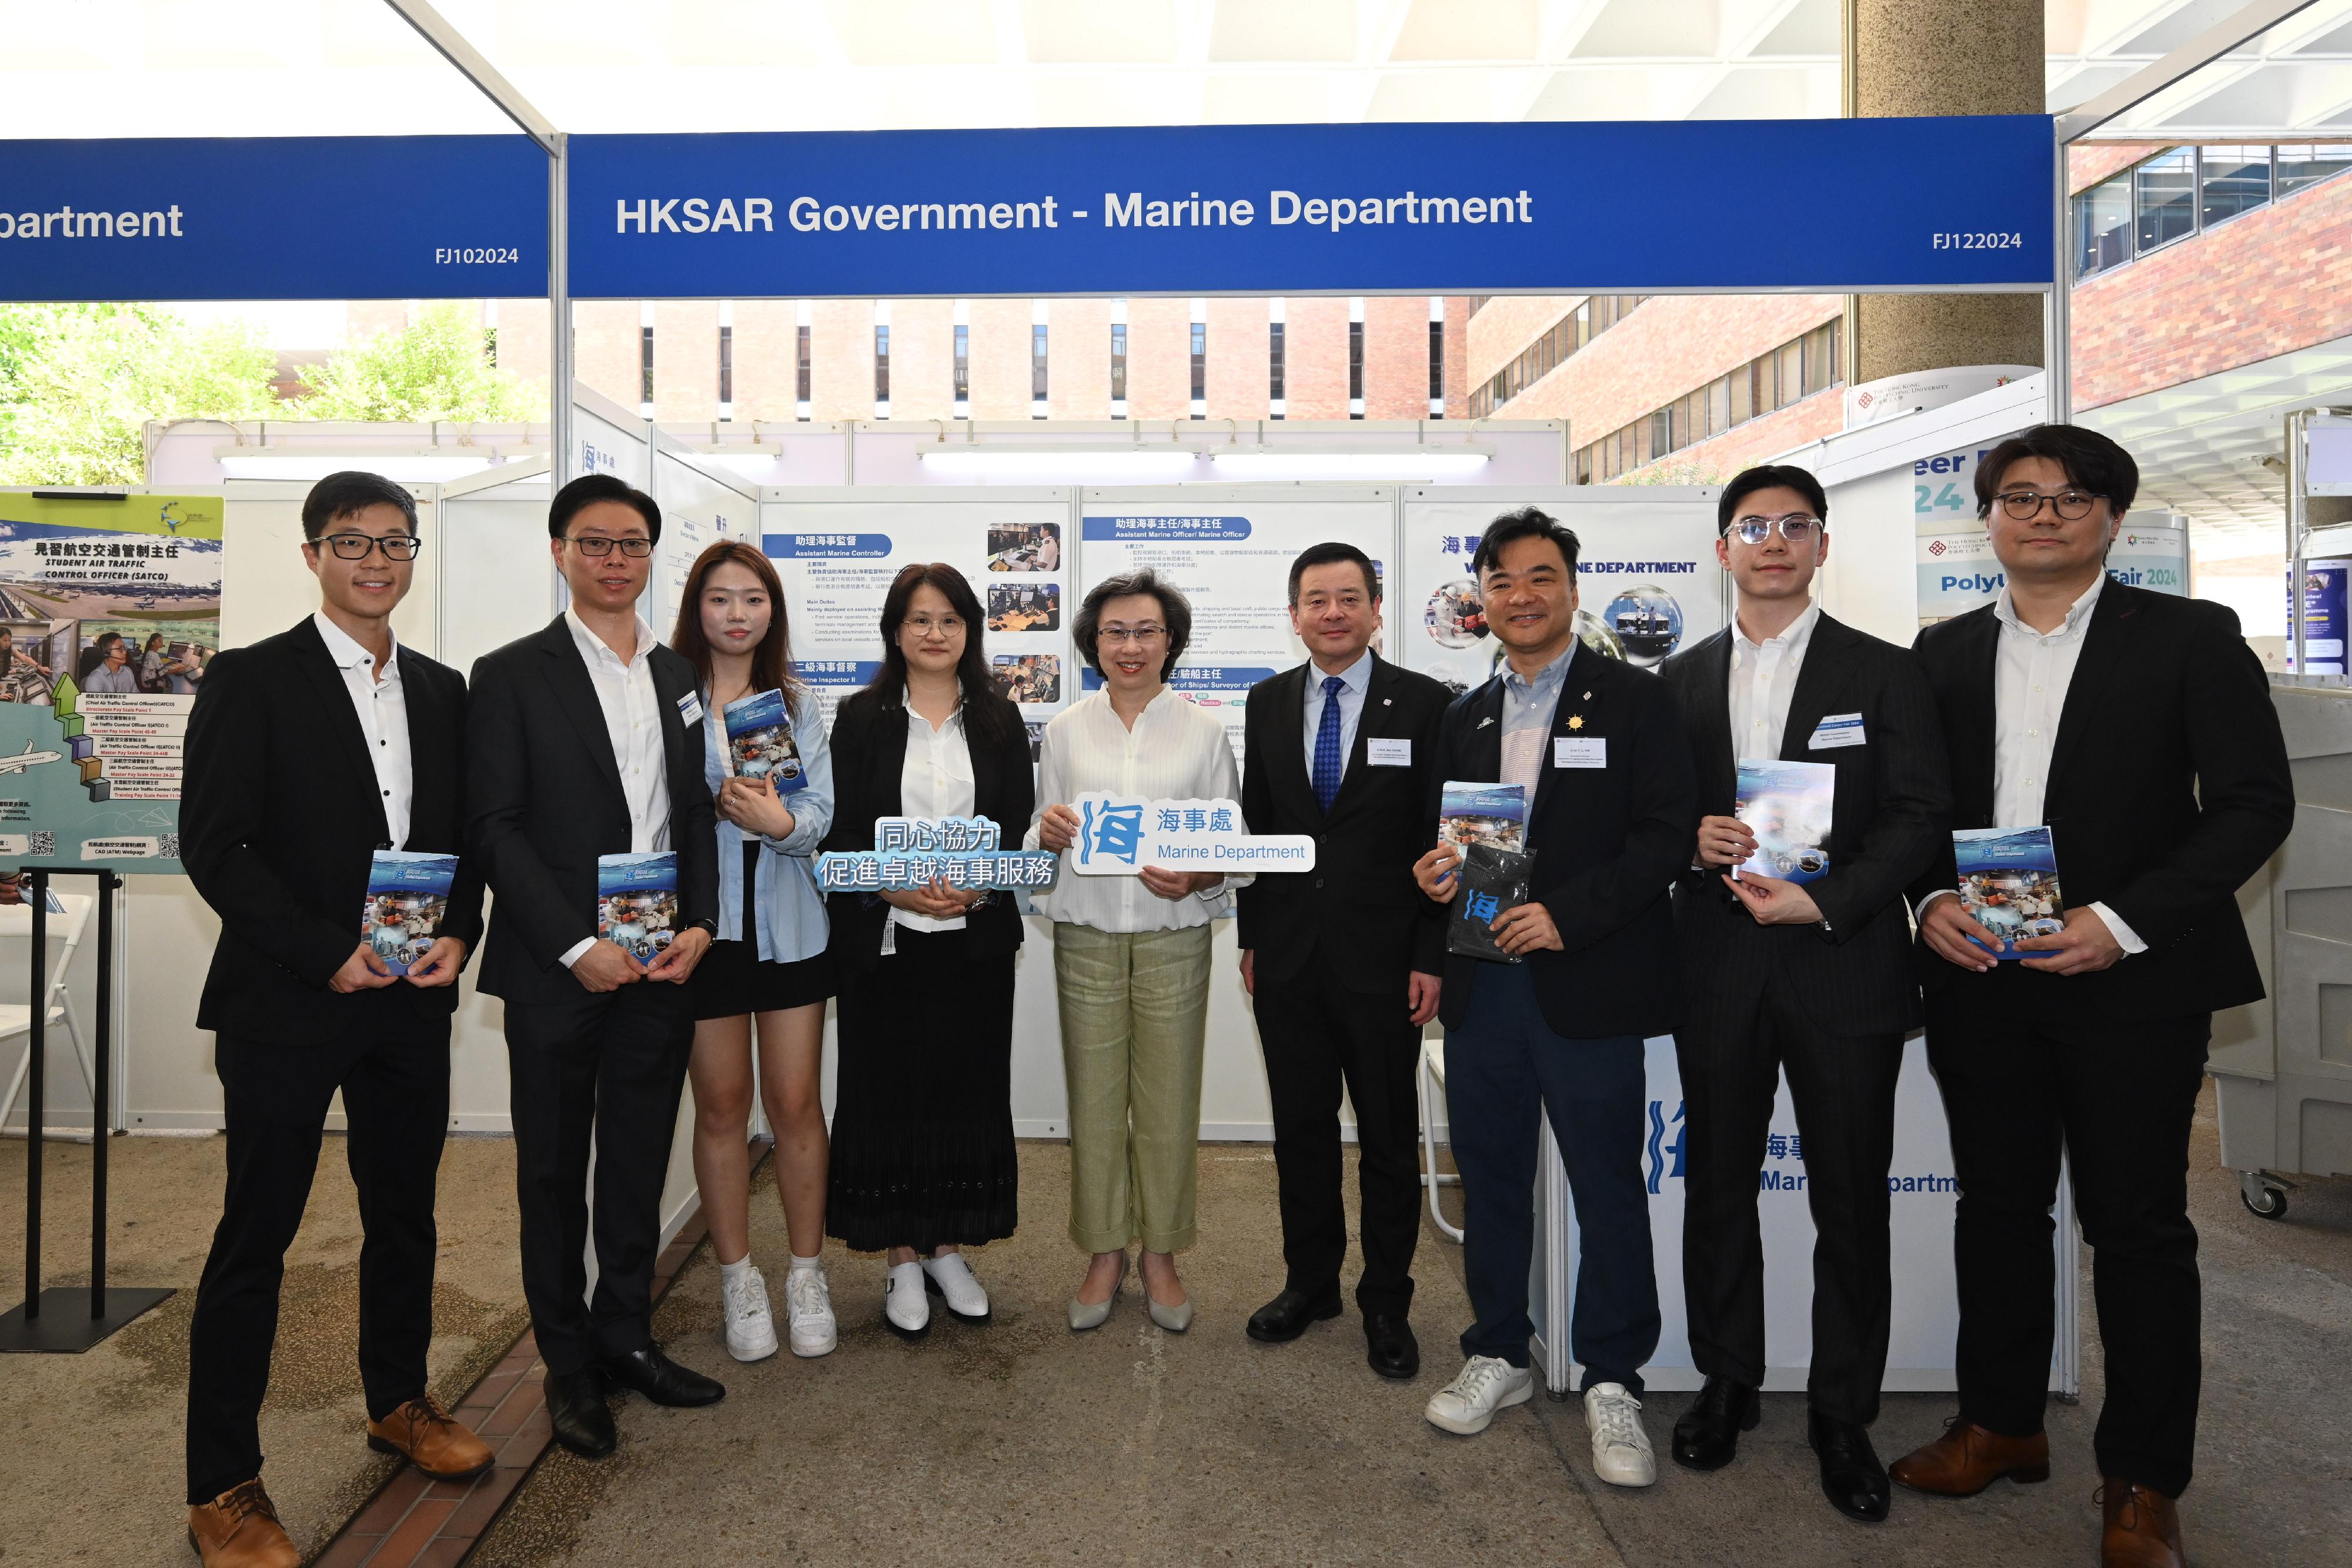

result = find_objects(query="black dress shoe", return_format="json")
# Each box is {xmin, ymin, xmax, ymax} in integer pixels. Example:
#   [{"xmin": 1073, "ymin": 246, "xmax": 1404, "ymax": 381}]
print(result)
[
  {"xmin": 1362, "ymin": 1312, "xmax": 1420, "ymax": 1380},
  {"xmin": 1809, "ymin": 1410, "xmax": 1890, "ymax": 1523},
  {"xmin": 599, "ymin": 1347, "xmax": 726, "ymax": 1408},
  {"xmin": 540, "ymin": 1365, "xmax": 616, "ymax": 1459},
  {"xmin": 1671, "ymin": 1374, "xmax": 1760, "ymax": 1471},
  {"xmin": 1245, "ymin": 1284, "xmax": 1342, "ymax": 1344}
]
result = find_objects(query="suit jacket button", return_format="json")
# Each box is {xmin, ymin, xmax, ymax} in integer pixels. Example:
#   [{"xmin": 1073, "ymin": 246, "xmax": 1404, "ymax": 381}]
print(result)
[{"xmin": 1314, "ymin": 878, "xmax": 1325, "ymax": 889}]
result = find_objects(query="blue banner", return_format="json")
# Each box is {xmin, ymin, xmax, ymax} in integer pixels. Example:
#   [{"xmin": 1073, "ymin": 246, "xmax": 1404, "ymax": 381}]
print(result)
[
  {"xmin": 569, "ymin": 116, "xmax": 2054, "ymax": 299},
  {"xmin": 0, "ymin": 136, "xmax": 546, "ymax": 302}
]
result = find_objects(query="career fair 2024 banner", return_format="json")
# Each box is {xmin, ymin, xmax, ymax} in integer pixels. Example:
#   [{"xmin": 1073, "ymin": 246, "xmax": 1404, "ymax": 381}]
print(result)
[
  {"xmin": 1074, "ymin": 494, "xmax": 1394, "ymax": 771},
  {"xmin": 0, "ymin": 492, "xmax": 223, "ymax": 873},
  {"xmin": 761, "ymin": 497, "xmax": 1071, "ymax": 748}
]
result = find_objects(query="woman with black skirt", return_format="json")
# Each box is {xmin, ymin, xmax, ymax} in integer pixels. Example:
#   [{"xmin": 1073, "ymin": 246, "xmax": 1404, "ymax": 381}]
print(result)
[
  {"xmin": 823, "ymin": 562, "xmax": 1033, "ymax": 1340},
  {"xmin": 672, "ymin": 542, "xmax": 837, "ymax": 1366}
]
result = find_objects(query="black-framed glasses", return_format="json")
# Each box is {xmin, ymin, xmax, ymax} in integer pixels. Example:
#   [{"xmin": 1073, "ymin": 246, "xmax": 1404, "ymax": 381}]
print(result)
[
  {"xmin": 315, "ymin": 532, "xmax": 422, "ymax": 561},
  {"xmin": 1727, "ymin": 514, "xmax": 1820, "ymax": 546},
  {"xmin": 566, "ymin": 534, "xmax": 654, "ymax": 557},
  {"xmin": 1996, "ymin": 489, "xmax": 2103, "ymax": 521}
]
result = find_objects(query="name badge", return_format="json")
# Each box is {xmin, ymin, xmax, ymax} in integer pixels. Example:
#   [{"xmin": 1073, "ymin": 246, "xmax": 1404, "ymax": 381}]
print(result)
[
  {"xmin": 1809, "ymin": 713, "xmax": 1865, "ymax": 750},
  {"xmin": 1367, "ymin": 738, "xmax": 1412, "ymax": 767},
  {"xmin": 677, "ymin": 693, "xmax": 706, "ymax": 725},
  {"xmin": 1553, "ymin": 737, "xmax": 1606, "ymax": 769}
]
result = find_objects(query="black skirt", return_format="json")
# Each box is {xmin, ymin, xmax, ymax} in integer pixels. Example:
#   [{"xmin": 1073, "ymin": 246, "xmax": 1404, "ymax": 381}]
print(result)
[{"xmin": 826, "ymin": 925, "xmax": 1018, "ymax": 1253}]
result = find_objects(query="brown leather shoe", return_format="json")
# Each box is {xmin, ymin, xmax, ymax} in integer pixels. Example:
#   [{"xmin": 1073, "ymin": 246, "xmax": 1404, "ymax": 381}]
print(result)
[
  {"xmin": 2101, "ymin": 1479, "xmax": 2185, "ymax": 1568},
  {"xmin": 187, "ymin": 1479, "xmax": 298, "ymax": 1568},
  {"xmin": 1889, "ymin": 1417, "xmax": 2052, "ymax": 1496},
  {"xmin": 366, "ymin": 1393, "xmax": 495, "ymax": 1482}
]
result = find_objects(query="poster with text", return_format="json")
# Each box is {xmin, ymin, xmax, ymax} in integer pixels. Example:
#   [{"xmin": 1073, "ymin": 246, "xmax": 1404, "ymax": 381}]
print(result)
[
  {"xmin": 0, "ymin": 492, "xmax": 224, "ymax": 872},
  {"xmin": 1075, "ymin": 497, "xmax": 1394, "ymax": 771},
  {"xmin": 1399, "ymin": 492, "xmax": 1724, "ymax": 696},
  {"xmin": 763, "ymin": 499, "xmax": 1070, "ymax": 756}
]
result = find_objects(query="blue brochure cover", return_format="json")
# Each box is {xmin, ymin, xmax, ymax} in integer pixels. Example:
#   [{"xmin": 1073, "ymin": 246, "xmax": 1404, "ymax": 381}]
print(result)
[
  {"xmin": 361, "ymin": 851, "xmax": 456, "ymax": 976},
  {"xmin": 1438, "ymin": 781, "xmax": 1528, "ymax": 855},
  {"xmin": 1733, "ymin": 758, "xmax": 1835, "ymax": 884},
  {"xmin": 1952, "ymin": 826, "xmax": 2064, "ymax": 959},
  {"xmin": 597, "ymin": 850, "xmax": 679, "ymax": 962},
  {"xmin": 722, "ymin": 687, "xmax": 807, "ymax": 794}
]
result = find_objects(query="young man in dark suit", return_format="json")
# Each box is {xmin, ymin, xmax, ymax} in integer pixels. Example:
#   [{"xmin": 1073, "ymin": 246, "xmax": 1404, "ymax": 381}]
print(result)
[
  {"xmin": 181, "ymin": 471, "xmax": 490, "ymax": 1568},
  {"xmin": 1408, "ymin": 509, "xmax": 1697, "ymax": 1487},
  {"xmin": 467, "ymin": 474, "xmax": 721, "ymax": 1459},
  {"xmin": 1659, "ymin": 464, "xmax": 1950, "ymax": 1523},
  {"xmin": 1888, "ymin": 426, "xmax": 2292, "ymax": 1568},
  {"xmin": 1236, "ymin": 541, "xmax": 1449, "ymax": 1379}
]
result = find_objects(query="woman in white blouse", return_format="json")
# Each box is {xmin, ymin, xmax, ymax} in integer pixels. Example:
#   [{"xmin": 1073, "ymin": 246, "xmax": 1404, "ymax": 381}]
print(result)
[
  {"xmin": 822, "ymin": 565, "xmax": 1034, "ymax": 1340},
  {"xmin": 1029, "ymin": 569, "xmax": 1243, "ymax": 1333}
]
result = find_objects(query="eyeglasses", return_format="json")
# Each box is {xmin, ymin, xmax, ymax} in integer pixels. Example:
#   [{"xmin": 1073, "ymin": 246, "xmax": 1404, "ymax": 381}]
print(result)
[
  {"xmin": 1098, "ymin": 624, "xmax": 1167, "ymax": 645},
  {"xmin": 566, "ymin": 534, "xmax": 655, "ymax": 557},
  {"xmin": 1726, "ymin": 514, "xmax": 1821, "ymax": 546},
  {"xmin": 905, "ymin": 614, "xmax": 964, "ymax": 637},
  {"xmin": 316, "ymin": 533, "xmax": 422, "ymax": 561},
  {"xmin": 1995, "ymin": 490, "xmax": 2103, "ymax": 521}
]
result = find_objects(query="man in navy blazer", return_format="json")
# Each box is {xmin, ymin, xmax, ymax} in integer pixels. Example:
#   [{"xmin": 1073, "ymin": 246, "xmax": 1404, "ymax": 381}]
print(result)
[{"xmin": 1409, "ymin": 508, "xmax": 1696, "ymax": 1489}]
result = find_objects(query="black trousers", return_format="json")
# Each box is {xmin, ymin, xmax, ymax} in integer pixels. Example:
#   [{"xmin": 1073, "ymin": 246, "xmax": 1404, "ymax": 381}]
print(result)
[
  {"xmin": 185, "ymin": 1024, "xmax": 449, "ymax": 1505},
  {"xmin": 1675, "ymin": 968, "xmax": 1902, "ymax": 1425},
  {"xmin": 1251, "ymin": 948, "xmax": 1425, "ymax": 1315},
  {"xmin": 505, "ymin": 981, "xmax": 694, "ymax": 1377},
  {"xmin": 1926, "ymin": 981, "xmax": 2209, "ymax": 1498}
]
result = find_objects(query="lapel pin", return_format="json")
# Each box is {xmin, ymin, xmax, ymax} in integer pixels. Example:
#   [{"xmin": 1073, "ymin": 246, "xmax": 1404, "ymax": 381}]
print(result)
[
  {"xmin": 1582, "ymin": 690, "xmax": 1592, "ymax": 700},
  {"xmin": 1382, "ymin": 697, "xmax": 1392, "ymax": 706},
  {"xmin": 1477, "ymin": 716, "xmax": 1495, "ymax": 729},
  {"xmin": 1567, "ymin": 715, "xmax": 1585, "ymax": 731}
]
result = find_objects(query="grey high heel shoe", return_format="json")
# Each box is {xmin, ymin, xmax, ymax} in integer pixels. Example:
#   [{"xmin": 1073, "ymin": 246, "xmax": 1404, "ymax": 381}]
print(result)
[
  {"xmin": 1142, "ymin": 1255, "xmax": 1192, "ymax": 1334},
  {"xmin": 1067, "ymin": 1251, "xmax": 1128, "ymax": 1332}
]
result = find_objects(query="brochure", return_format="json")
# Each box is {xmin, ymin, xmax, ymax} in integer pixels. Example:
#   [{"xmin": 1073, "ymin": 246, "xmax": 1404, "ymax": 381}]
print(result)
[
  {"xmin": 360, "ymin": 851, "xmax": 456, "ymax": 976},
  {"xmin": 1437, "ymin": 781, "xmax": 1528, "ymax": 855},
  {"xmin": 1449, "ymin": 843, "xmax": 1535, "ymax": 965},
  {"xmin": 723, "ymin": 688, "xmax": 807, "ymax": 794},
  {"xmin": 1952, "ymin": 826, "xmax": 2064, "ymax": 959},
  {"xmin": 1732, "ymin": 758, "xmax": 1835, "ymax": 884},
  {"xmin": 597, "ymin": 851, "xmax": 680, "ymax": 962}
]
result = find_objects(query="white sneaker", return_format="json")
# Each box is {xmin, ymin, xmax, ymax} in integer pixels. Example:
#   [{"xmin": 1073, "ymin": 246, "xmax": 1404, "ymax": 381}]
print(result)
[
  {"xmin": 1424, "ymin": 1355, "xmax": 1534, "ymax": 1435},
  {"xmin": 1583, "ymin": 1382, "xmax": 1658, "ymax": 1487},
  {"xmin": 883, "ymin": 1261, "xmax": 930, "ymax": 1340},
  {"xmin": 783, "ymin": 1265, "xmax": 837, "ymax": 1358},
  {"xmin": 920, "ymin": 1252, "xmax": 991, "ymax": 1324},
  {"xmin": 720, "ymin": 1264, "xmax": 779, "ymax": 1362}
]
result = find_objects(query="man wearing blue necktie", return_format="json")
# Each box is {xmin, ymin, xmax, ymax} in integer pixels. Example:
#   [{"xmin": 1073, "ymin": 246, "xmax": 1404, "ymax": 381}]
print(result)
[{"xmin": 1237, "ymin": 543, "xmax": 1450, "ymax": 1379}]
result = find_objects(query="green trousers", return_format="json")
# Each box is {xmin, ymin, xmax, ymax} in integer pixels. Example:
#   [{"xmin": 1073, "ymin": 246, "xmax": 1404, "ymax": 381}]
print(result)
[{"xmin": 1051, "ymin": 922, "xmax": 1213, "ymax": 1255}]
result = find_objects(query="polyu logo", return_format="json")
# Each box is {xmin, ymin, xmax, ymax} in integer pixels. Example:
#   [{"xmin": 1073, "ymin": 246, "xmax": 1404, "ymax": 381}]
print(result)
[
  {"xmin": 1856, "ymin": 390, "xmax": 1876, "ymax": 409},
  {"xmin": 1646, "ymin": 1099, "xmax": 1686, "ymax": 1193},
  {"xmin": 1928, "ymin": 539, "xmax": 1947, "ymax": 556}
]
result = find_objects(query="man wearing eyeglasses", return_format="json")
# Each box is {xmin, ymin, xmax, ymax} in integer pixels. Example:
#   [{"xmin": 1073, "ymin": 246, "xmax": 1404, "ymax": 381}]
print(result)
[
  {"xmin": 466, "ymin": 472, "xmax": 721, "ymax": 1462},
  {"xmin": 180, "ymin": 471, "xmax": 489, "ymax": 1567},
  {"xmin": 1658, "ymin": 465, "xmax": 1949, "ymax": 1525},
  {"xmin": 1888, "ymin": 426, "xmax": 2291, "ymax": 1568}
]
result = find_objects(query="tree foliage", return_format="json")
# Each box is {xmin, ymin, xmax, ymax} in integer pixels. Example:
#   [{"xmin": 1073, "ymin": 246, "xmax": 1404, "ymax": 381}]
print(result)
[
  {"xmin": 296, "ymin": 299, "xmax": 545, "ymax": 423},
  {"xmin": 0, "ymin": 304, "xmax": 279, "ymax": 486}
]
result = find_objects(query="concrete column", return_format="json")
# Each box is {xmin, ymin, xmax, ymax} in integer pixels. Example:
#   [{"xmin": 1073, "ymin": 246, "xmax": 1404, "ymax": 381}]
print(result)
[{"xmin": 1847, "ymin": 0, "xmax": 2046, "ymax": 385}]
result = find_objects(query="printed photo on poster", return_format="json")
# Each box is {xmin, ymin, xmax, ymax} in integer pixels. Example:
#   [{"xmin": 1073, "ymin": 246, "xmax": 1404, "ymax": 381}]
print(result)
[
  {"xmin": 994, "ymin": 653, "xmax": 1061, "ymax": 704},
  {"xmin": 987, "ymin": 523, "xmax": 1061, "ymax": 572},
  {"xmin": 987, "ymin": 581, "xmax": 1060, "ymax": 632}
]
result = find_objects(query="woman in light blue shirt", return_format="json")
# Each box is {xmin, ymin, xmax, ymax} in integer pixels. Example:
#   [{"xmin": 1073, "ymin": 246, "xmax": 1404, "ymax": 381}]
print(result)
[{"xmin": 670, "ymin": 542, "xmax": 838, "ymax": 1368}]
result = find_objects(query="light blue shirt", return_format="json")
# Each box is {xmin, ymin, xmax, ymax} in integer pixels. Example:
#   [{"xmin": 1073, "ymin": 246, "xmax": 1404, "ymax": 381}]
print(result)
[
  {"xmin": 1299, "ymin": 648, "xmax": 1375, "ymax": 780},
  {"xmin": 1498, "ymin": 640, "xmax": 1577, "ymax": 793},
  {"xmin": 705, "ymin": 686, "xmax": 834, "ymax": 964}
]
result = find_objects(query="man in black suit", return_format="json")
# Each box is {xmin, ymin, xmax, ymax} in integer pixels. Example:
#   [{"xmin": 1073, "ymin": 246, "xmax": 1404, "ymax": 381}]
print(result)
[
  {"xmin": 1886, "ymin": 426, "xmax": 2292, "ymax": 1568},
  {"xmin": 1236, "ymin": 542, "xmax": 1449, "ymax": 1379},
  {"xmin": 181, "ymin": 471, "xmax": 490, "ymax": 1568},
  {"xmin": 1408, "ymin": 509, "xmax": 1696, "ymax": 1489},
  {"xmin": 1659, "ymin": 464, "xmax": 1950, "ymax": 1523},
  {"xmin": 467, "ymin": 473, "xmax": 721, "ymax": 1459}
]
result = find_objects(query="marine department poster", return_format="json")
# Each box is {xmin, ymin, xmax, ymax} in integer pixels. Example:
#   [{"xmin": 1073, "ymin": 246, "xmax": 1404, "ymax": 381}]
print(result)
[{"xmin": 0, "ymin": 492, "xmax": 224, "ymax": 874}]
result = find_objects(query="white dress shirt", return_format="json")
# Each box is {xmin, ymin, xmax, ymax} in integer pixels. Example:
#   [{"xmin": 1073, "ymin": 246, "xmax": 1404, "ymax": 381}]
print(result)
[
  {"xmin": 1025, "ymin": 686, "xmax": 1248, "ymax": 932},
  {"xmin": 887, "ymin": 694, "xmax": 977, "ymax": 947},
  {"xmin": 312, "ymin": 611, "xmax": 412, "ymax": 851},
  {"xmin": 1921, "ymin": 576, "xmax": 2145, "ymax": 952},
  {"xmin": 1729, "ymin": 600, "xmax": 1820, "ymax": 762},
  {"xmin": 1300, "ymin": 648, "xmax": 1374, "ymax": 781},
  {"xmin": 559, "ymin": 607, "xmax": 673, "ymax": 968}
]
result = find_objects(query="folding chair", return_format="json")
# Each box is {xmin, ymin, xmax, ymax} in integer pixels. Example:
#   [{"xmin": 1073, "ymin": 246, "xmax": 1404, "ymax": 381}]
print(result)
[
  {"xmin": 1417, "ymin": 1035, "xmax": 1463, "ymax": 1243},
  {"xmin": 0, "ymin": 891, "xmax": 99, "ymax": 1139}
]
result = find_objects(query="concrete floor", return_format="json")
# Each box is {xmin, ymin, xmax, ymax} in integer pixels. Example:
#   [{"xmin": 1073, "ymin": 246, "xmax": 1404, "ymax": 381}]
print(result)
[
  {"xmin": 473, "ymin": 1085, "xmax": 2352, "ymax": 1568},
  {"xmin": 0, "ymin": 1132, "xmax": 530, "ymax": 1566}
]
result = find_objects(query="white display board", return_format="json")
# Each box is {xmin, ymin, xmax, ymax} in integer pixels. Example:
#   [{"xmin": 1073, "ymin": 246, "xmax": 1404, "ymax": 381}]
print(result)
[
  {"xmin": 1075, "ymin": 488, "xmax": 1395, "ymax": 770},
  {"xmin": 648, "ymin": 438, "xmax": 760, "ymax": 641},
  {"xmin": 757, "ymin": 489, "xmax": 1073, "ymax": 736},
  {"xmin": 1398, "ymin": 489, "xmax": 1727, "ymax": 693}
]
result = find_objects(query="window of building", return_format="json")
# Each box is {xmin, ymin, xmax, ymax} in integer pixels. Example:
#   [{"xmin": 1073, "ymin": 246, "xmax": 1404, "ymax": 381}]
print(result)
[
  {"xmin": 2135, "ymin": 148, "xmax": 2196, "ymax": 255},
  {"xmin": 874, "ymin": 324, "xmax": 890, "ymax": 410},
  {"xmin": 1349, "ymin": 319, "xmax": 1364, "ymax": 409},
  {"xmin": 796, "ymin": 323, "xmax": 811, "ymax": 413},
  {"xmin": 639, "ymin": 325, "xmax": 654, "ymax": 404},
  {"xmin": 1031, "ymin": 324, "xmax": 1048, "ymax": 404},
  {"xmin": 1428, "ymin": 320, "xmax": 1445, "ymax": 412},
  {"xmin": 1108, "ymin": 323, "xmax": 1126, "ymax": 402},
  {"xmin": 953, "ymin": 324, "xmax": 970, "ymax": 403},
  {"xmin": 1268, "ymin": 321, "xmax": 1286, "ymax": 409},
  {"xmin": 2077, "ymin": 142, "xmax": 2352, "ymax": 283},
  {"xmin": 717, "ymin": 324, "xmax": 733, "ymax": 407},
  {"xmin": 2279, "ymin": 143, "xmax": 2352, "ymax": 196},
  {"xmin": 1190, "ymin": 320, "xmax": 1207, "ymax": 413},
  {"xmin": 1575, "ymin": 318, "xmax": 1843, "ymax": 481},
  {"xmin": 1468, "ymin": 295, "xmax": 1649, "ymax": 419},
  {"xmin": 2200, "ymin": 145, "xmax": 2271, "ymax": 227},
  {"xmin": 2074, "ymin": 175, "xmax": 2132, "ymax": 278}
]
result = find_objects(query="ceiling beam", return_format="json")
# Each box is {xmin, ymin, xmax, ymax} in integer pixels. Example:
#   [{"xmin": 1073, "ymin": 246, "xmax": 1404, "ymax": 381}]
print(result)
[
  {"xmin": 380, "ymin": 0, "xmax": 560, "ymax": 154},
  {"xmin": 2056, "ymin": 0, "xmax": 2326, "ymax": 141}
]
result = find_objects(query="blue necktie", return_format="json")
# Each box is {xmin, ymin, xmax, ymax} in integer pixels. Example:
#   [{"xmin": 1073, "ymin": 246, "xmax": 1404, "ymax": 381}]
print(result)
[{"xmin": 1312, "ymin": 674, "xmax": 1345, "ymax": 813}]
